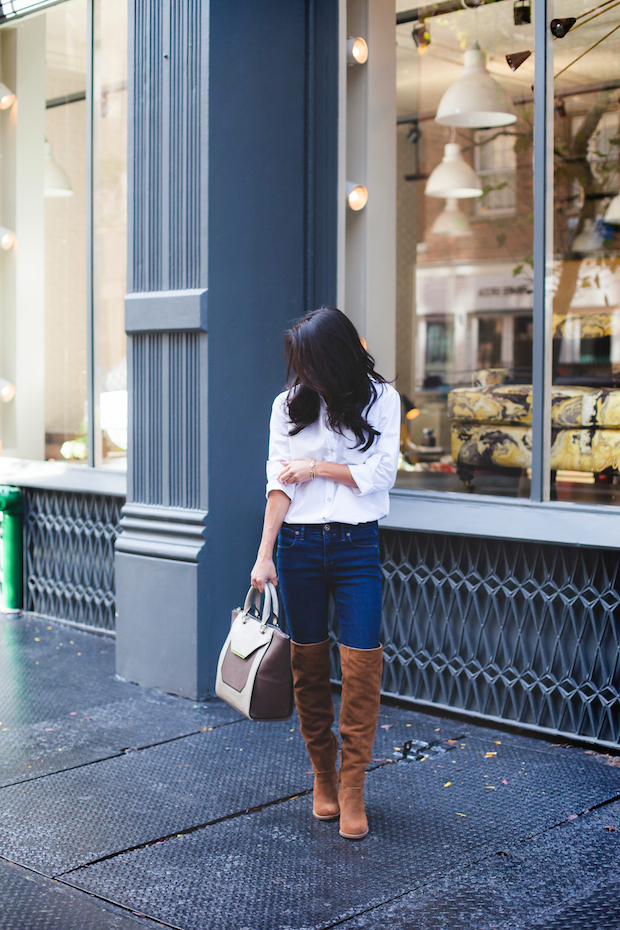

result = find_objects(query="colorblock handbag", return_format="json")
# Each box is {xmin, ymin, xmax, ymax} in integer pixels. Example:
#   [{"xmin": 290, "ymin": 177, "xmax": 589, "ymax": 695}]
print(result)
[{"xmin": 215, "ymin": 581, "xmax": 294, "ymax": 721}]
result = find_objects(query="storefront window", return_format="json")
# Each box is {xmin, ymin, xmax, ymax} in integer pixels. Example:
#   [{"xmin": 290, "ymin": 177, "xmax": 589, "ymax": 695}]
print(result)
[
  {"xmin": 0, "ymin": 0, "xmax": 127, "ymax": 468},
  {"xmin": 550, "ymin": 7, "xmax": 620, "ymax": 505},
  {"xmin": 45, "ymin": 0, "xmax": 88, "ymax": 463},
  {"xmin": 94, "ymin": 0, "xmax": 127, "ymax": 467},
  {"xmin": 395, "ymin": 1, "xmax": 535, "ymax": 496}
]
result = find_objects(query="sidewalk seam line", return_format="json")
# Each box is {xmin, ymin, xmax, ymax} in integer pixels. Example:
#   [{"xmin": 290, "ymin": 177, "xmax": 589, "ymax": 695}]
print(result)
[
  {"xmin": 0, "ymin": 853, "xmax": 181, "ymax": 930},
  {"xmin": 55, "ymin": 788, "xmax": 315, "ymax": 876},
  {"xmin": 0, "ymin": 718, "xmax": 244, "ymax": 790},
  {"xmin": 318, "ymin": 792, "xmax": 620, "ymax": 929}
]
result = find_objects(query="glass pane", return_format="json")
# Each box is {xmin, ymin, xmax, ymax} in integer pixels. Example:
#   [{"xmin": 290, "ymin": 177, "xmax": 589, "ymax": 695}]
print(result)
[
  {"xmin": 551, "ymin": 7, "xmax": 620, "ymax": 505},
  {"xmin": 395, "ymin": 1, "xmax": 534, "ymax": 496},
  {"xmin": 94, "ymin": 0, "xmax": 127, "ymax": 468},
  {"xmin": 45, "ymin": 1, "xmax": 88, "ymax": 463},
  {"xmin": 0, "ymin": 1, "xmax": 88, "ymax": 462}
]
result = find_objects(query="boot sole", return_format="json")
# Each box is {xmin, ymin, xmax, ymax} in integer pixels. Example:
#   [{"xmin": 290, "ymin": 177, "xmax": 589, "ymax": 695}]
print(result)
[
  {"xmin": 339, "ymin": 827, "xmax": 369, "ymax": 840},
  {"xmin": 313, "ymin": 810, "xmax": 340, "ymax": 821}
]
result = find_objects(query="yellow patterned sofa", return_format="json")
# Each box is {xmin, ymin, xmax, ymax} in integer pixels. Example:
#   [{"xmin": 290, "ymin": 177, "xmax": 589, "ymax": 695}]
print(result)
[{"xmin": 448, "ymin": 384, "xmax": 620, "ymax": 488}]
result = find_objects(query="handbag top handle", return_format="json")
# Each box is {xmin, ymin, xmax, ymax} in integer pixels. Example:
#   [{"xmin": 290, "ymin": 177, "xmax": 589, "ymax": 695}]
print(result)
[{"xmin": 242, "ymin": 582, "xmax": 279, "ymax": 630}]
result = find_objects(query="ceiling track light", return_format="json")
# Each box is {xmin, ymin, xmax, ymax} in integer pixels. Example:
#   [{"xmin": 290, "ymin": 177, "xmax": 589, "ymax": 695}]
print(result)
[
  {"xmin": 412, "ymin": 21, "xmax": 431, "ymax": 51},
  {"xmin": 346, "ymin": 182, "xmax": 368, "ymax": 211},
  {"xmin": 346, "ymin": 37, "xmax": 368, "ymax": 65},
  {"xmin": 435, "ymin": 42, "xmax": 516, "ymax": 129},
  {"xmin": 550, "ymin": 17, "xmax": 576, "ymax": 37},
  {"xmin": 506, "ymin": 50, "xmax": 532, "ymax": 71},
  {"xmin": 513, "ymin": 0, "xmax": 531, "ymax": 25}
]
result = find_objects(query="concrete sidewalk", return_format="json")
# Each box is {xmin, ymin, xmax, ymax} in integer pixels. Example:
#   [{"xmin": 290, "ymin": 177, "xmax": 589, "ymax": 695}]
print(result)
[{"xmin": 0, "ymin": 614, "xmax": 619, "ymax": 930}]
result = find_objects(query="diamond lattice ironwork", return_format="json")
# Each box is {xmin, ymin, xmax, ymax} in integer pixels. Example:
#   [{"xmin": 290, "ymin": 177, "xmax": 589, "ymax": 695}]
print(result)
[
  {"xmin": 23, "ymin": 490, "xmax": 123, "ymax": 633},
  {"xmin": 329, "ymin": 529, "xmax": 620, "ymax": 746}
]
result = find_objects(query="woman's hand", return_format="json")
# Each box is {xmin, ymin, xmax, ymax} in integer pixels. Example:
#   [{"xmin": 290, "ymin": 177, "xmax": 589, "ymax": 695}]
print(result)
[
  {"xmin": 251, "ymin": 555, "xmax": 278, "ymax": 593},
  {"xmin": 278, "ymin": 459, "xmax": 313, "ymax": 485}
]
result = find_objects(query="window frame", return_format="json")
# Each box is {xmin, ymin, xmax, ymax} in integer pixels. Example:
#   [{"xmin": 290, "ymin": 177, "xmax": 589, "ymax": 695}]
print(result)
[{"xmin": 388, "ymin": 0, "xmax": 620, "ymax": 533}]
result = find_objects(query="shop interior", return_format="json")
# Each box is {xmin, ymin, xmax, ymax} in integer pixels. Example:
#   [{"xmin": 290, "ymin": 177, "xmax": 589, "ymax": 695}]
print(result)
[{"xmin": 394, "ymin": 0, "xmax": 620, "ymax": 505}]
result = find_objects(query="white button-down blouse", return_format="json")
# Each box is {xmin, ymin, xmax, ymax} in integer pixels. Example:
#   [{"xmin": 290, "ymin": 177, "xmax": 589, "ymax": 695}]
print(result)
[{"xmin": 265, "ymin": 382, "xmax": 401, "ymax": 525}]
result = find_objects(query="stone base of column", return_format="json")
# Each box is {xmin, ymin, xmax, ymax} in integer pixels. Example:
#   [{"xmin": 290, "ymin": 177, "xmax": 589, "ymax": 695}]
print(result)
[{"xmin": 115, "ymin": 504, "xmax": 210, "ymax": 699}]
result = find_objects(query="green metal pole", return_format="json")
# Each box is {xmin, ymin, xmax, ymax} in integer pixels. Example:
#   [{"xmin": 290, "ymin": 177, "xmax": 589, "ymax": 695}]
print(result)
[{"xmin": 0, "ymin": 487, "xmax": 23, "ymax": 612}]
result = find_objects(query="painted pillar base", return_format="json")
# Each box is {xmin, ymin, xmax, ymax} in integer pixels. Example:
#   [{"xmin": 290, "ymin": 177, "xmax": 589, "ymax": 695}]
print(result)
[{"xmin": 115, "ymin": 504, "xmax": 209, "ymax": 699}]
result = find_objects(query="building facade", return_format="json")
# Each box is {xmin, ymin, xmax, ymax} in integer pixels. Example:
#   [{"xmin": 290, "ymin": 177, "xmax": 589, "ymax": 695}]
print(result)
[{"xmin": 0, "ymin": 0, "xmax": 619, "ymax": 749}]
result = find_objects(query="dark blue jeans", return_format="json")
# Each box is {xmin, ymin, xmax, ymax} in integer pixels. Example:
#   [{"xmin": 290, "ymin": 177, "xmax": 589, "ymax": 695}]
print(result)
[{"xmin": 276, "ymin": 521, "xmax": 382, "ymax": 649}]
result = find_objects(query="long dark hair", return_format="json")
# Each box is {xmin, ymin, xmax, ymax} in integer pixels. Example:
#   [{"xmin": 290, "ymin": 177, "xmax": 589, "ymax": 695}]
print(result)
[{"xmin": 284, "ymin": 307, "xmax": 386, "ymax": 451}]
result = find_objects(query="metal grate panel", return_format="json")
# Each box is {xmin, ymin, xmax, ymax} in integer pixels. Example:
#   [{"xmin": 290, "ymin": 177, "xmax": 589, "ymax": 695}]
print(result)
[
  {"xmin": 65, "ymin": 743, "xmax": 620, "ymax": 930},
  {"xmin": 23, "ymin": 490, "xmax": 123, "ymax": 632},
  {"xmin": 360, "ymin": 529, "xmax": 620, "ymax": 746}
]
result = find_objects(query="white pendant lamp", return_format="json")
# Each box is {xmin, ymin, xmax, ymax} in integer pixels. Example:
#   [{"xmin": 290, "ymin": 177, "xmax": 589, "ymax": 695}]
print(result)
[
  {"xmin": 572, "ymin": 218, "xmax": 603, "ymax": 253},
  {"xmin": 425, "ymin": 143, "xmax": 482, "ymax": 199},
  {"xmin": 604, "ymin": 193, "xmax": 620, "ymax": 225},
  {"xmin": 431, "ymin": 198, "xmax": 473, "ymax": 236},
  {"xmin": 436, "ymin": 42, "xmax": 516, "ymax": 129},
  {"xmin": 44, "ymin": 141, "xmax": 73, "ymax": 197}
]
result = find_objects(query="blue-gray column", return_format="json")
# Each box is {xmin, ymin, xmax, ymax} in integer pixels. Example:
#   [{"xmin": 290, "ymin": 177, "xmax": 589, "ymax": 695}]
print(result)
[{"xmin": 115, "ymin": 0, "xmax": 337, "ymax": 698}]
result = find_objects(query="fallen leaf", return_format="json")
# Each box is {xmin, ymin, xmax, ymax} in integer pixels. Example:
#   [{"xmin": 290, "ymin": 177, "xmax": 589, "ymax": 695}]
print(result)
[
  {"xmin": 494, "ymin": 740, "xmax": 502, "ymax": 745},
  {"xmin": 485, "ymin": 752, "xmax": 497, "ymax": 758},
  {"xmin": 34, "ymin": 637, "xmax": 40, "ymax": 642},
  {"xmin": 444, "ymin": 781, "xmax": 452, "ymax": 787},
  {"xmin": 47, "ymin": 626, "xmax": 52, "ymax": 630},
  {"xmin": 380, "ymin": 724, "xmax": 394, "ymax": 730},
  {"xmin": 435, "ymin": 728, "xmax": 440, "ymax": 732}
]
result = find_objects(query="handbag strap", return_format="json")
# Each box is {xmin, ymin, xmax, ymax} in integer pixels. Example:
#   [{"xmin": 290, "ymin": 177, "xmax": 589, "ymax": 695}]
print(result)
[{"xmin": 241, "ymin": 583, "xmax": 279, "ymax": 630}]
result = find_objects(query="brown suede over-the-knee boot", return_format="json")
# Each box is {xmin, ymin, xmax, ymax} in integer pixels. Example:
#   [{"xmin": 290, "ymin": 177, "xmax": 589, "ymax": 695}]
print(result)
[
  {"xmin": 291, "ymin": 639, "xmax": 339, "ymax": 821},
  {"xmin": 338, "ymin": 643, "xmax": 383, "ymax": 839}
]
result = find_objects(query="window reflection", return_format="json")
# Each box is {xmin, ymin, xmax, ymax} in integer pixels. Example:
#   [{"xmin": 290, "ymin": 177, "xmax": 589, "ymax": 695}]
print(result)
[
  {"xmin": 551, "ymin": 9, "xmax": 620, "ymax": 505},
  {"xmin": 396, "ymin": 0, "xmax": 534, "ymax": 496}
]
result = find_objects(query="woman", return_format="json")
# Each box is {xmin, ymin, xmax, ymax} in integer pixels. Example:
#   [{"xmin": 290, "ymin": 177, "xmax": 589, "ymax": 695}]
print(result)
[{"xmin": 251, "ymin": 307, "xmax": 400, "ymax": 840}]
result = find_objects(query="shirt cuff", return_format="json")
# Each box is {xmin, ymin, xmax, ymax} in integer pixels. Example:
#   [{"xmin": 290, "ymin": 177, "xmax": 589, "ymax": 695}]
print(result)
[
  {"xmin": 347, "ymin": 463, "xmax": 374, "ymax": 497},
  {"xmin": 266, "ymin": 479, "xmax": 295, "ymax": 501}
]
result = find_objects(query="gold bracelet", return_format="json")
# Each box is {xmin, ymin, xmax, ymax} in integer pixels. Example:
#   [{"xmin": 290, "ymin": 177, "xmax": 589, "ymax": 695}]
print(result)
[{"xmin": 309, "ymin": 460, "xmax": 316, "ymax": 480}]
